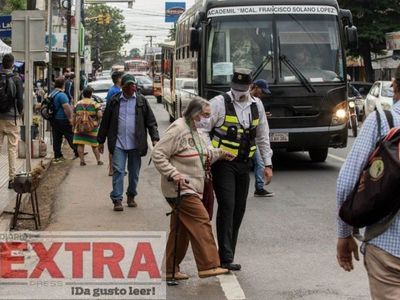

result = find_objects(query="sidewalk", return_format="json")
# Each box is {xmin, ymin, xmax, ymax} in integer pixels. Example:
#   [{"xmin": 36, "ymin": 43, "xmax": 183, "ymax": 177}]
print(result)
[{"xmin": 0, "ymin": 135, "xmax": 52, "ymax": 229}]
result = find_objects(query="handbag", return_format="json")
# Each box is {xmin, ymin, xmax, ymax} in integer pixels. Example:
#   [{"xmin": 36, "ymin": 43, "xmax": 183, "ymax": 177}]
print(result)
[
  {"xmin": 202, "ymin": 156, "xmax": 214, "ymax": 220},
  {"xmin": 13, "ymin": 173, "xmax": 33, "ymax": 194}
]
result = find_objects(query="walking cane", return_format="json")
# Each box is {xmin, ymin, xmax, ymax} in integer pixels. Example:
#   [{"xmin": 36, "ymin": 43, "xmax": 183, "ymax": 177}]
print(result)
[{"xmin": 165, "ymin": 179, "xmax": 187, "ymax": 286}]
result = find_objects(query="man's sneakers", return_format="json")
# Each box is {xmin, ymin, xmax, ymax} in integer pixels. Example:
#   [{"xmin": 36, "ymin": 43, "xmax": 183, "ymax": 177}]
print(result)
[
  {"xmin": 113, "ymin": 200, "xmax": 124, "ymax": 211},
  {"xmin": 53, "ymin": 157, "xmax": 66, "ymax": 164},
  {"xmin": 198, "ymin": 267, "xmax": 229, "ymax": 278},
  {"xmin": 254, "ymin": 188, "xmax": 275, "ymax": 197},
  {"xmin": 127, "ymin": 195, "xmax": 137, "ymax": 207}
]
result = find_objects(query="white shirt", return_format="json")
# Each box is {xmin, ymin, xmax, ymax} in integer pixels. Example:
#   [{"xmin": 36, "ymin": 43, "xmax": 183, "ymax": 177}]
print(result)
[{"xmin": 203, "ymin": 91, "xmax": 273, "ymax": 166}]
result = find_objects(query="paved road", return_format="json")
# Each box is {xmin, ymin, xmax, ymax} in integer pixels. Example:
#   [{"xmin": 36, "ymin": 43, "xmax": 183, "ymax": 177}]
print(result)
[{"xmin": 6, "ymin": 96, "xmax": 368, "ymax": 300}]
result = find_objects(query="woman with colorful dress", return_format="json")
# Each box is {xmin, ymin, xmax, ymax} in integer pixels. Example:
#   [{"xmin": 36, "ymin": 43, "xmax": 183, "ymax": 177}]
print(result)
[{"xmin": 73, "ymin": 86, "xmax": 103, "ymax": 166}]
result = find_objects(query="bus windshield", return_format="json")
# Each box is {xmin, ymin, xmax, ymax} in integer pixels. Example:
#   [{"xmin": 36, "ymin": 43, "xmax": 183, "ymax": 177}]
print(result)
[
  {"xmin": 207, "ymin": 15, "xmax": 274, "ymax": 85},
  {"xmin": 277, "ymin": 14, "xmax": 344, "ymax": 83},
  {"xmin": 207, "ymin": 14, "xmax": 344, "ymax": 85}
]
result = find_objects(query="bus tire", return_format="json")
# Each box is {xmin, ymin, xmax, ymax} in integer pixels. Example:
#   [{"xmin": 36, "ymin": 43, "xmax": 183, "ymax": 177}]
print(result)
[
  {"xmin": 157, "ymin": 96, "xmax": 162, "ymax": 104},
  {"xmin": 309, "ymin": 148, "xmax": 328, "ymax": 163}
]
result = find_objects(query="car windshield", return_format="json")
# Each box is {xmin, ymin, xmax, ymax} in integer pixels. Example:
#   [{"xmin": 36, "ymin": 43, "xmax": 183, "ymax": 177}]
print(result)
[
  {"xmin": 89, "ymin": 81, "xmax": 113, "ymax": 92},
  {"xmin": 381, "ymin": 82, "xmax": 394, "ymax": 98},
  {"xmin": 136, "ymin": 77, "xmax": 152, "ymax": 84}
]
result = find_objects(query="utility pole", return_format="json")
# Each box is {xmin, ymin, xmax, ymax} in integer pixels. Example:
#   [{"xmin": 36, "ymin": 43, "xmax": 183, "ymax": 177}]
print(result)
[
  {"xmin": 47, "ymin": 0, "xmax": 53, "ymax": 93},
  {"xmin": 146, "ymin": 35, "xmax": 156, "ymax": 48},
  {"xmin": 66, "ymin": 0, "xmax": 72, "ymax": 68}
]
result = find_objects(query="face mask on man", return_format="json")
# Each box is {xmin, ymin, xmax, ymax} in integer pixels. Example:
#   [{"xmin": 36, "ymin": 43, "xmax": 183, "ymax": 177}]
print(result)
[
  {"xmin": 231, "ymin": 88, "xmax": 250, "ymax": 102},
  {"xmin": 195, "ymin": 116, "xmax": 210, "ymax": 129},
  {"xmin": 123, "ymin": 84, "xmax": 137, "ymax": 97}
]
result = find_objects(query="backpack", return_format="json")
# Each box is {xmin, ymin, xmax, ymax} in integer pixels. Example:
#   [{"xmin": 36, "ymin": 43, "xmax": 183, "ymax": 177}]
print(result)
[
  {"xmin": 74, "ymin": 104, "xmax": 95, "ymax": 133},
  {"xmin": 0, "ymin": 73, "xmax": 17, "ymax": 113},
  {"xmin": 40, "ymin": 91, "xmax": 61, "ymax": 120},
  {"xmin": 339, "ymin": 110, "xmax": 400, "ymax": 239}
]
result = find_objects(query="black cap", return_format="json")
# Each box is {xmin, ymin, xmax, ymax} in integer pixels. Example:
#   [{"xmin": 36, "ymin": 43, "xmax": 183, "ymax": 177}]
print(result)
[{"xmin": 231, "ymin": 68, "xmax": 252, "ymax": 91}]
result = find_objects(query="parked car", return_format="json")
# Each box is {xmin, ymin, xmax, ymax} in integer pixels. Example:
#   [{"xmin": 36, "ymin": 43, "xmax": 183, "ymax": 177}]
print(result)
[
  {"xmin": 135, "ymin": 75, "xmax": 153, "ymax": 95},
  {"xmin": 364, "ymin": 81, "xmax": 394, "ymax": 118},
  {"xmin": 88, "ymin": 79, "xmax": 113, "ymax": 111}
]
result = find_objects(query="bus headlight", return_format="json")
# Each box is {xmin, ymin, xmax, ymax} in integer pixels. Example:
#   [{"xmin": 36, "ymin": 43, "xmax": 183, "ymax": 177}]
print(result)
[{"xmin": 332, "ymin": 101, "xmax": 348, "ymax": 125}]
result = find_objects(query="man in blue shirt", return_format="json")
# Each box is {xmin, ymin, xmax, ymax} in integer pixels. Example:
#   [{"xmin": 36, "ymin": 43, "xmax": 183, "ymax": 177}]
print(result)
[
  {"xmin": 336, "ymin": 65, "xmax": 400, "ymax": 298},
  {"xmin": 106, "ymin": 71, "xmax": 123, "ymax": 104},
  {"xmin": 98, "ymin": 74, "xmax": 159, "ymax": 211},
  {"xmin": 50, "ymin": 77, "xmax": 78, "ymax": 162},
  {"xmin": 105, "ymin": 71, "xmax": 123, "ymax": 176},
  {"xmin": 250, "ymin": 79, "xmax": 274, "ymax": 197}
]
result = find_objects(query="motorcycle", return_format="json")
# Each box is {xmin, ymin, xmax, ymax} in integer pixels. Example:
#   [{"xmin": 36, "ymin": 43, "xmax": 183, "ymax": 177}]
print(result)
[{"xmin": 348, "ymin": 97, "xmax": 358, "ymax": 137}]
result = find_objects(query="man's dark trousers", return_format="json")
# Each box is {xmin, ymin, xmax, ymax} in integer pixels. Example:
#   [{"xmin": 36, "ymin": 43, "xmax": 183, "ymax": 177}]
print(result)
[
  {"xmin": 51, "ymin": 119, "xmax": 77, "ymax": 158},
  {"xmin": 212, "ymin": 160, "xmax": 251, "ymax": 264}
]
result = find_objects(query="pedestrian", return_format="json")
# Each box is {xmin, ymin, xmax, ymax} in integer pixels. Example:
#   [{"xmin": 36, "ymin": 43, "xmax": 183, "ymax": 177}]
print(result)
[
  {"xmin": 106, "ymin": 71, "xmax": 123, "ymax": 104},
  {"xmin": 336, "ymin": 64, "xmax": 400, "ymax": 299},
  {"xmin": 105, "ymin": 71, "xmax": 124, "ymax": 176},
  {"xmin": 250, "ymin": 79, "xmax": 274, "ymax": 197},
  {"xmin": 73, "ymin": 86, "xmax": 103, "ymax": 166},
  {"xmin": 49, "ymin": 76, "xmax": 79, "ymax": 163},
  {"xmin": 64, "ymin": 73, "xmax": 74, "ymax": 104},
  {"xmin": 203, "ymin": 69, "xmax": 273, "ymax": 270},
  {"xmin": 152, "ymin": 97, "xmax": 232, "ymax": 279},
  {"xmin": 97, "ymin": 74, "xmax": 160, "ymax": 211},
  {"xmin": 0, "ymin": 54, "xmax": 24, "ymax": 189}
]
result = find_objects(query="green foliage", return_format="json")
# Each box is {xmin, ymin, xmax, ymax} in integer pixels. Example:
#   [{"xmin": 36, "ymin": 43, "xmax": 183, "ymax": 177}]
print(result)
[
  {"xmin": 1, "ymin": 0, "xmax": 26, "ymax": 14},
  {"xmin": 85, "ymin": 4, "xmax": 132, "ymax": 69},
  {"xmin": 339, "ymin": 0, "xmax": 400, "ymax": 51},
  {"xmin": 128, "ymin": 48, "xmax": 141, "ymax": 58},
  {"xmin": 168, "ymin": 26, "xmax": 176, "ymax": 41},
  {"xmin": 339, "ymin": 0, "xmax": 400, "ymax": 80}
]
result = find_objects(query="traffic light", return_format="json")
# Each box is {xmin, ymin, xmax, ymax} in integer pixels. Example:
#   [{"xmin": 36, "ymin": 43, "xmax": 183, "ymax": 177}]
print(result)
[
  {"xmin": 97, "ymin": 14, "xmax": 104, "ymax": 25},
  {"xmin": 104, "ymin": 14, "xmax": 111, "ymax": 25}
]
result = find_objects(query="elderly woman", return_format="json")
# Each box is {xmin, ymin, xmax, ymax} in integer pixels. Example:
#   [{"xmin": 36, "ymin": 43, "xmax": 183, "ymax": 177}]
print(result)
[{"xmin": 152, "ymin": 97, "xmax": 232, "ymax": 280}]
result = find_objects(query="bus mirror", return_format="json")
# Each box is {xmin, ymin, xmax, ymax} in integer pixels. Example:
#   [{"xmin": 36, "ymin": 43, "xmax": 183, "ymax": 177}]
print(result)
[
  {"xmin": 193, "ymin": 11, "xmax": 206, "ymax": 28},
  {"xmin": 345, "ymin": 26, "xmax": 358, "ymax": 50},
  {"xmin": 340, "ymin": 9, "xmax": 353, "ymax": 27},
  {"xmin": 190, "ymin": 28, "xmax": 201, "ymax": 51}
]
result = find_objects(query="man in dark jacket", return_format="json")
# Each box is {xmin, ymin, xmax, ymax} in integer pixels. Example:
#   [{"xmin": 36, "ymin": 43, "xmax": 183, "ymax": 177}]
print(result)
[
  {"xmin": 98, "ymin": 74, "xmax": 159, "ymax": 211},
  {"xmin": 0, "ymin": 54, "xmax": 24, "ymax": 188}
]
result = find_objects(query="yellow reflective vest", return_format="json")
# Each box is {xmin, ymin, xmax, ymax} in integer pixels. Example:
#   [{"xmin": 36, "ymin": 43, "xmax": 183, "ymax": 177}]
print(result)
[{"xmin": 211, "ymin": 94, "xmax": 260, "ymax": 161}]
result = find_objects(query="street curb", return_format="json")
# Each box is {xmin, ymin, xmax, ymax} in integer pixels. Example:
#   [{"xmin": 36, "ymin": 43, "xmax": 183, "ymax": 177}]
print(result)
[{"xmin": 0, "ymin": 157, "xmax": 52, "ymax": 232}]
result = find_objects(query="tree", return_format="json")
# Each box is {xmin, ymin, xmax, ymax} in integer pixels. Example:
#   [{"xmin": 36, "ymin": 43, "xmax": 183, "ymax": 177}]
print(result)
[
  {"xmin": 85, "ymin": 4, "xmax": 132, "ymax": 69},
  {"xmin": 168, "ymin": 26, "xmax": 176, "ymax": 41},
  {"xmin": 338, "ymin": 0, "xmax": 400, "ymax": 81},
  {"xmin": 0, "ymin": 0, "xmax": 26, "ymax": 13},
  {"xmin": 128, "ymin": 48, "xmax": 141, "ymax": 59}
]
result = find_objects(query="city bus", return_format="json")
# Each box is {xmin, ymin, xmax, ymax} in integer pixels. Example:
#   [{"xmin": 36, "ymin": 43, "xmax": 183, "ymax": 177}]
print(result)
[
  {"xmin": 160, "ymin": 41, "xmax": 177, "ymax": 121},
  {"xmin": 171, "ymin": 0, "xmax": 358, "ymax": 162},
  {"xmin": 124, "ymin": 59, "xmax": 149, "ymax": 74}
]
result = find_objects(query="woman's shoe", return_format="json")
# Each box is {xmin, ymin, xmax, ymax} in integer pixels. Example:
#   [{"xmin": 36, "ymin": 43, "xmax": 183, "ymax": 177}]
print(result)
[
  {"xmin": 97, "ymin": 161, "xmax": 104, "ymax": 166},
  {"xmin": 80, "ymin": 161, "xmax": 86, "ymax": 166},
  {"xmin": 198, "ymin": 267, "xmax": 229, "ymax": 278},
  {"xmin": 165, "ymin": 271, "xmax": 189, "ymax": 280}
]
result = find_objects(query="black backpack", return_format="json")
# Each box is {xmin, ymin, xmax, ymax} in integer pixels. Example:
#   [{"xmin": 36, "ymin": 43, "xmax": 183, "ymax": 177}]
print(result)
[
  {"xmin": 40, "ymin": 91, "xmax": 61, "ymax": 120},
  {"xmin": 339, "ymin": 110, "xmax": 400, "ymax": 240},
  {"xmin": 0, "ymin": 73, "xmax": 17, "ymax": 114}
]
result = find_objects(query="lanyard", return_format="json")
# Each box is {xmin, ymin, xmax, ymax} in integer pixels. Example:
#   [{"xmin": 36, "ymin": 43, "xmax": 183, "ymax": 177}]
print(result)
[{"xmin": 187, "ymin": 121, "xmax": 205, "ymax": 171}]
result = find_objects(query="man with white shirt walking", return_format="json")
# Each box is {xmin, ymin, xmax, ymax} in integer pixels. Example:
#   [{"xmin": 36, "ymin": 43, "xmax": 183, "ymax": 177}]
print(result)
[{"xmin": 202, "ymin": 69, "xmax": 273, "ymax": 271}]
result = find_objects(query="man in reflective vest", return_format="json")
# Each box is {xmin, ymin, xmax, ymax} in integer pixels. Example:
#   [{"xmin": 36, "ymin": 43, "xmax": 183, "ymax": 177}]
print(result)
[{"xmin": 202, "ymin": 69, "xmax": 273, "ymax": 271}]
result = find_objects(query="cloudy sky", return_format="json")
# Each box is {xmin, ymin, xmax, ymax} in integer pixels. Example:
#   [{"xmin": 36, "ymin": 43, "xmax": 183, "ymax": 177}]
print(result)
[{"xmin": 109, "ymin": 0, "xmax": 196, "ymax": 54}]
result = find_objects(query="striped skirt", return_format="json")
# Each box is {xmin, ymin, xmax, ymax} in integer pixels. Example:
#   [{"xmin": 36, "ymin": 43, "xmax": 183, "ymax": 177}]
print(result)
[{"xmin": 73, "ymin": 126, "xmax": 99, "ymax": 146}]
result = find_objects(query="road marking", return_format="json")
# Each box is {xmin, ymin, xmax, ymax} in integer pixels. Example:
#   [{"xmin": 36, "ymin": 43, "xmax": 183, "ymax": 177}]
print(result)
[
  {"xmin": 328, "ymin": 154, "xmax": 346, "ymax": 163},
  {"xmin": 218, "ymin": 273, "xmax": 246, "ymax": 300}
]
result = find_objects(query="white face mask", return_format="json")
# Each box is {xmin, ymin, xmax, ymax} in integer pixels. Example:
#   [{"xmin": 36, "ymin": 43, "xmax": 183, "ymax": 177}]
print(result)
[
  {"xmin": 231, "ymin": 89, "xmax": 250, "ymax": 102},
  {"xmin": 194, "ymin": 116, "xmax": 210, "ymax": 129}
]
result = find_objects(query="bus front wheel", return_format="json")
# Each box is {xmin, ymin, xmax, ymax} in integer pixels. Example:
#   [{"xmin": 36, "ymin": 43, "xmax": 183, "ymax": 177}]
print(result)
[{"xmin": 309, "ymin": 148, "xmax": 328, "ymax": 163}]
